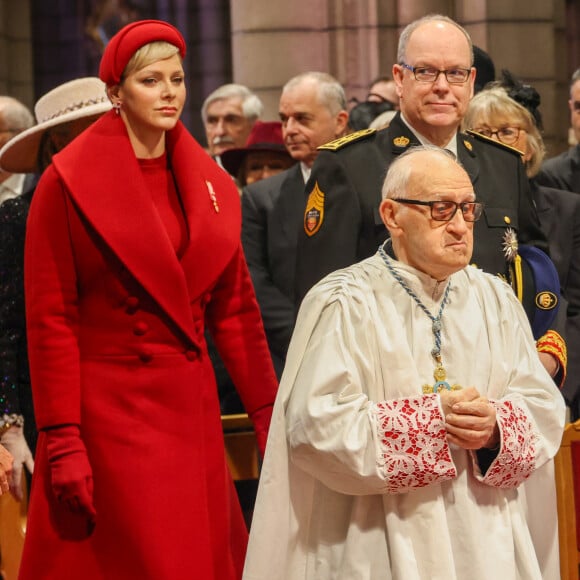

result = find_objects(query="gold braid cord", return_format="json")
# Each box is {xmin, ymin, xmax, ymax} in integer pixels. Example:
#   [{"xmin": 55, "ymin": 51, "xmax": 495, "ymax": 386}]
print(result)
[{"xmin": 536, "ymin": 330, "xmax": 567, "ymax": 387}]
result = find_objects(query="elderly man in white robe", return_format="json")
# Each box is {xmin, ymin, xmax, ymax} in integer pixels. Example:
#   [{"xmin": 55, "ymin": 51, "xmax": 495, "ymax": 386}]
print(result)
[{"xmin": 243, "ymin": 145, "xmax": 566, "ymax": 580}]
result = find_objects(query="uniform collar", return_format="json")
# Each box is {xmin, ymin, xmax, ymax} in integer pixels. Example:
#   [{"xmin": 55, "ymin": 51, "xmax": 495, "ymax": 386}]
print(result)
[{"xmin": 399, "ymin": 113, "xmax": 458, "ymax": 157}]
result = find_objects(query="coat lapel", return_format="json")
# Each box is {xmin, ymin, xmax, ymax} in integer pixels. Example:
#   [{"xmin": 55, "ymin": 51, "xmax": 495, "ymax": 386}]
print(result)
[
  {"xmin": 457, "ymin": 133, "xmax": 480, "ymax": 184},
  {"xmin": 167, "ymin": 126, "xmax": 242, "ymax": 302},
  {"xmin": 274, "ymin": 165, "xmax": 306, "ymax": 248},
  {"xmin": 53, "ymin": 112, "xmax": 199, "ymax": 345}
]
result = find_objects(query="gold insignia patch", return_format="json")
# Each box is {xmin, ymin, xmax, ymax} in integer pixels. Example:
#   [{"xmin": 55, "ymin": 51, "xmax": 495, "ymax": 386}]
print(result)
[
  {"xmin": 535, "ymin": 291, "xmax": 558, "ymax": 311},
  {"xmin": 463, "ymin": 140, "xmax": 472, "ymax": 151},
  {"xmin": 393, "ymin": 136, "xmax": 410, "ymax": 148},
  {"xmin": 304, "ymin": 181, "xmax": 325, "ymax": 237},
  {"xmin": 318, "ymin": 128, "xmax": 375, "ymax": 151}
]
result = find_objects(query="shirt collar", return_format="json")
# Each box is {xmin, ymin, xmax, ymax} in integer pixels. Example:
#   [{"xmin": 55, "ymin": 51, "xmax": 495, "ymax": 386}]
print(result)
[
  {"xmin": 0, "ymin": 173, "xmax": 25, "ymax": 205},
  {"xmin": 399, "ymin": 113, "xmax": 458, "ymax": 157},
  {"xmin": 300, "ymin": 162, "xmax": 311, "ymax": 184}
]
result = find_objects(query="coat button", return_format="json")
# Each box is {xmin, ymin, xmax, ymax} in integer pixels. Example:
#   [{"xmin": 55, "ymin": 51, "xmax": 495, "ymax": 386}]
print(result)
[
  {"xmin": 139, "ymin": 351, "xmax": 153, "ymax": 363},
  {"xmin": 185, "ymin": 349, "xmax": 199, "ymax": 361},
  {"xmin": 133, "ymin": 322, "xmax": 149, "ymax": 336},
  {"xmin": 125, "ymin": 296, "xmax": 139, "ymax": 314}
]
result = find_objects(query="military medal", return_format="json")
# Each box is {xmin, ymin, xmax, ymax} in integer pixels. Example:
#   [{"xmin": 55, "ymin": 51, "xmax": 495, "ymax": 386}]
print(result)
[
  {"xmin": 502, "ymin": 227, "xmax": 518, "ymax": 263},
  {"xmin": 379, "ymin": 243, "xmax": 462, "ymax": 395}
]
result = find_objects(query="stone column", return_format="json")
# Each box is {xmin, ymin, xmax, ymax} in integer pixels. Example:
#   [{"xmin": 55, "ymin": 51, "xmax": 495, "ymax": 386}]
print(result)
[{"xmin": 230, "ymin": 0, "xmax": 399, "ymax": 118}]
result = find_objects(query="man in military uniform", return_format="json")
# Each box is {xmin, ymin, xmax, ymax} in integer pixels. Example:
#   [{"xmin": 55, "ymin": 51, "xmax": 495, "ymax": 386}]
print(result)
[{"xmin": 295, "ymin": 14, "xmax": 565, "ymax": 380}]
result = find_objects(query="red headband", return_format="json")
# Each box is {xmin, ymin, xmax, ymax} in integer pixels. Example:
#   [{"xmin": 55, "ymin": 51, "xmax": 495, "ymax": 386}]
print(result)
[{"xmin": 99, "ymin": 19, "xmax": 186, "ymax": 86}]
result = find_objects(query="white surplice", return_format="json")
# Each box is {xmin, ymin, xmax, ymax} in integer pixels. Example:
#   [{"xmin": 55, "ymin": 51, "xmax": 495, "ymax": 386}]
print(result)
[{"xmin": 244, "ymin": 253, "xmax": 566, "ymax": 580}]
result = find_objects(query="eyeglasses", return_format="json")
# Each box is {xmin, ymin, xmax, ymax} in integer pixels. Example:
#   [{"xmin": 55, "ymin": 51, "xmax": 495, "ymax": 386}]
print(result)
[
  {"xmin": 471, "ymin": 126, "xmax": 522, "ymax": 146},
  {"xmin": 399, "ymin": 63, "xmax": 471, "ymax": 84},
  {"xmin": 205, "ymin": 114, "xmax": 245, "ymax": 128},
  {"xmin": 393, "ymin": 198, "xmax": 484, "ymax": 222}
]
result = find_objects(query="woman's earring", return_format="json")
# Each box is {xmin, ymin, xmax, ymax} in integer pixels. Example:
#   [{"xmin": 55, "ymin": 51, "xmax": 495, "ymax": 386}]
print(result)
[{"xmin": 114, "ymin": 101, "xmax": 121, "ymax": 115}]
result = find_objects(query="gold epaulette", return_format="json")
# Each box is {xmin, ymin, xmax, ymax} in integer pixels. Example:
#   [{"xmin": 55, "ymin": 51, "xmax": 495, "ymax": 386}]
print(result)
[
  {"xmin": 318, "ymin": 128, "xmax": 376, "ymax": 151},
  {"xmin": 465, "ymin": 130, "xmax": 525, "ymax": 156},
  {"xmin": 537, "ymin": 330, "xmax": 567, "ymax": 388}
]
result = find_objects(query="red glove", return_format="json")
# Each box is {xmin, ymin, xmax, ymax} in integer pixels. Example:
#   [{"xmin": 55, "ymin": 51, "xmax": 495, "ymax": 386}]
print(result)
[
  {"xmin": 250, "ymin": 404, "xmax": 273, "ymax": 457},
  {"xmin": 45, "ymin": 425, "xmax": 96, "ymax": 524}
]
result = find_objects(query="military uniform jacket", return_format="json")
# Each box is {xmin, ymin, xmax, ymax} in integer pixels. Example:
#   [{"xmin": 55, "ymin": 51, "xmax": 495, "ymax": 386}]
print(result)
[{"xmin": 295, "ymin": 112, "xmax": 547, "ymax": 304}]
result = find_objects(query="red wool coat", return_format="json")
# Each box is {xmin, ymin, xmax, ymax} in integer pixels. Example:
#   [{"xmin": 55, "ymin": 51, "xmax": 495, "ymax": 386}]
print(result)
[{"xmin": 19, "ymin": 111, "xmax": 278, "ymax": 579}]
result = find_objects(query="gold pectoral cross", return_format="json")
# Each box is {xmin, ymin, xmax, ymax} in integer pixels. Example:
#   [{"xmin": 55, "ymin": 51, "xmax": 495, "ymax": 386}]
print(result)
[{"xmin": 422, "ymin": 358, "xmax": 462, "ymax": 394}]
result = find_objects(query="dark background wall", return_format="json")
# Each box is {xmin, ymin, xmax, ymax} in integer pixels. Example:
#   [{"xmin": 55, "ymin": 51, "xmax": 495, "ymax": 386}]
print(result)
[{"xmin": 26, "ymin": 0, "xmax": 232, "ymax": 144}]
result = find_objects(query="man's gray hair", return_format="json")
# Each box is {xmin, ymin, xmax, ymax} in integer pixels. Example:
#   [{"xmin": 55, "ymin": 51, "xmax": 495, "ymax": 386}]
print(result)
[
  {"xmin": 397, "ymin": 14, "xmax": 473, "ymax": 66},
  {"xmin": 570, "ymin": 68, "xmax": 580, "ymax": 94},
  {"xmin": 381, "ymin": 145, "xmax": 459, "ymax": 200},
  {"xmin": 201, "ymin": 83, "xmax": 264, "ymax": 124},
  {"xmin": 282, "ymin": 72, "xmax": 347, "ymax": 116},
  {"xmin": 0, "ymin": 96, "xmax": 34, "ymax": 133}
]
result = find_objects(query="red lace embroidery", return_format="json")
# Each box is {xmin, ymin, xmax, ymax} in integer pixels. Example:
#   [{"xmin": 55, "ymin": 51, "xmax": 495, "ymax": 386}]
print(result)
[
  {"xmin": 374, "ymin": 394, "xmax": 456, "ymax": 494},
  {"xmin": 480, "ymin": 400, "xmax": 537, "ymax": 488}
]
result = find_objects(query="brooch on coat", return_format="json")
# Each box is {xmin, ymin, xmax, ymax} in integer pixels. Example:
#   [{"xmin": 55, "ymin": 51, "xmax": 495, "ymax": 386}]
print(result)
[{"xmin": 206, "ymin": 180, "xmax": 220, "ymax": 213}]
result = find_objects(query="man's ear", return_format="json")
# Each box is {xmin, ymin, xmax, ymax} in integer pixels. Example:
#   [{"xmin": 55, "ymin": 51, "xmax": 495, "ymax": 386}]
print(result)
[
  {"xmin": 335, "ymin": 109, "xmax": 350, "ymax": 137},
  {"xmin": 379, "ymin": 198, "xmax": 400, "ymax": 234},
  {"xmin": 392, "ymin": 64, "xmax": 404, "ymax": 98}
]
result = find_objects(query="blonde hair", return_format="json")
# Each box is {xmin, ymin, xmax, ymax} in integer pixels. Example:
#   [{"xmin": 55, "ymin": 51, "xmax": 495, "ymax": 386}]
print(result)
[
  {"xmin": 122, "ymin": 41, "xmax": 181, "ymax": 80},
  {"xmin": 462, "ymin": 87, "xmax": 545, "ymax": 177}
]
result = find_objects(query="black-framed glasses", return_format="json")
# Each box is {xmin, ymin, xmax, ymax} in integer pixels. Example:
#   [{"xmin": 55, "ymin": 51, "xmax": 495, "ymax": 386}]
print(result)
[
  {"xmin": 400, "ymin": 63, "xmax": 471, "ymax": 84},
  {"xmin": 393, "ymin": 198, "xmax": 484, "ymax": 222},
  {"xmin": 471, "ymin": 126, "xmax": 522, "ymax": 146}
]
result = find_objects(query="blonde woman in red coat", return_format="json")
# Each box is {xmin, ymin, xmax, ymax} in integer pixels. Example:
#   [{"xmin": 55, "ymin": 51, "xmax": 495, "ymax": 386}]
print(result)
[{"xmin": 19, "ymin": 20, "xmax": 278, "ymax": 580}]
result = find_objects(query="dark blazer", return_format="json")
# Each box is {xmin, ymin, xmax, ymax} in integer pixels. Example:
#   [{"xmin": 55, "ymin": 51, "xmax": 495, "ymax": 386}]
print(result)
[
  {"xmin": 295, "ymin": 112, "xmax": 547, "ymax": 304},
  {"xmin": 242, "ymin": 163, "xmax": 303, "ymax": 377},
  {"xmin": 536, "ymin": 144, "xmax": 580, "ymax": 193},
  {"xmin": 533, "ymin": 178, "xmax": 580, "ymax": 416}
]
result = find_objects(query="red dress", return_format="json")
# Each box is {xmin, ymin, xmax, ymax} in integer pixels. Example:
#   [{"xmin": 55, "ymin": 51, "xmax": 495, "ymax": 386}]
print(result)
[{"xmin": 19, "ymin": 112, "xmax": 277, "ymax": 579}]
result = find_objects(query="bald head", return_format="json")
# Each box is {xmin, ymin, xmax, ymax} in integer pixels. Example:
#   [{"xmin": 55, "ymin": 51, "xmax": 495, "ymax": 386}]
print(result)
[{"xmin": 379, "ymin": 146, "xmax": 477, "ymax": 280}]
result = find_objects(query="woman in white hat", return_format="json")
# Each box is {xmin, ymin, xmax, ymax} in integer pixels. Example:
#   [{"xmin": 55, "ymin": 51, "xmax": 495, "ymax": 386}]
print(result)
[
  {"xmin": 0, "ymin": 77, "xmax": 111, "ymax": 503},
  {"xmin": 18, "ymin": 19, "xmax": 277, "ymax": 580}
]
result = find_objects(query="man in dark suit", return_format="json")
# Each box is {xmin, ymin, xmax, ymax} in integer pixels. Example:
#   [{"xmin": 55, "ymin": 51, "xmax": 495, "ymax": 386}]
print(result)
[
  {"xmin": 534, "ymin": 183, "xmax": 580, "ymax": 412},
  {"xmin": 295, "ymin": 15, "xmax": 563, "ymax": 380},
  {"xmin": 537, "ymin": 68, "xmax": 580, "ymax": 193},
  {"xmin": 242, "ymin": 72, "xmax": 349, "ymax": 377}
]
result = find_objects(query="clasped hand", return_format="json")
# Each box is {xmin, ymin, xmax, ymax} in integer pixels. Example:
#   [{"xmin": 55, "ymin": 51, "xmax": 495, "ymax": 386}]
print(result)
[{"xmin": 440, "ymin": 386, "xmax": 499, "ymax": 450}]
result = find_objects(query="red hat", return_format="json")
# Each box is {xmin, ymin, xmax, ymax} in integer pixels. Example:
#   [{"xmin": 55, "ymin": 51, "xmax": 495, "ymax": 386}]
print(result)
[
  {"xmin": 99, "ymin": 19, "xmax": 186, "ymax": 85},
  {"xmin": 220, "ymin": 121, "xmax": 293, "ymax": 177}
]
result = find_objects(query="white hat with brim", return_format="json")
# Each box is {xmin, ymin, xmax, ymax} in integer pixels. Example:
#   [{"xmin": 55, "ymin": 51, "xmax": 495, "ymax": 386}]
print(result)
[{"xmin": 0, "ymin": 77, "xmax": 112, "ymax": 174}]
